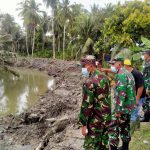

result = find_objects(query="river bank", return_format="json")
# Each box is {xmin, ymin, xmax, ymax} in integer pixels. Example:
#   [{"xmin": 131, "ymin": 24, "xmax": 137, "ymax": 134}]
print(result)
[
  {"xmin": 0, "ymin": 58, "xmax": 84, "ymax": 150},
  {"xmin": 1, "ymin": 58, "xmax": 150, "ymax": 150}
]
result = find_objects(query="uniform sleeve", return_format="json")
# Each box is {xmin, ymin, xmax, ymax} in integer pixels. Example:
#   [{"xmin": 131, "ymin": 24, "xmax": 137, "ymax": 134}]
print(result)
[
  {"xmin": 115, "ymin": 74, "xmax": 127, "ymax": 113},
  {"xmin": 143, "ymin": 65, "xmax": 150, "ymax": 91},
  {"xmin": 79, "ymin": 82, "xmax": 95, "ymax": 126}
]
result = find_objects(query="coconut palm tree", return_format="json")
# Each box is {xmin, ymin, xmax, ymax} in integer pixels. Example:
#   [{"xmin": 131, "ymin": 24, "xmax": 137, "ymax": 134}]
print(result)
[
  {"xmin": 18, "ymin": 0, "xmax": 30, "ymax": 56},
  {"xmin": 18, "ymin": 0, "xmax": 41, "ymax": 57},
  {"xmin": 40, "ymin": 12, "xmax": 51, "ymax": 51},
  {"xmin": 0, "ymin": 14, "xmax": 15, "ymax": 35},
  {"xmin": 43, "ymin": 0, "xmax": 58, "ymax": 59},
  {"xmin": 29, "ymin": 0, "xmax": 41, "ymax": 57},
  {"xmin": 0, "ymin": 13, "xmax": 23, "ymax": 52},
  {"xmin": 77, "ymin": 16, "xmax": 95, "ymax": 43},
  {"xmin": 59, "ymin": 0, "xmax": 71, "ymax": 59}
]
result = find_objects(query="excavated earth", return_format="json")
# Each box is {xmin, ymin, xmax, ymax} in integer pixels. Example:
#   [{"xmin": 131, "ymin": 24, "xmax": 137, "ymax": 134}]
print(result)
[{"xmin": 0, "ymin": 58, "xmax": 84, "ymax": 150}]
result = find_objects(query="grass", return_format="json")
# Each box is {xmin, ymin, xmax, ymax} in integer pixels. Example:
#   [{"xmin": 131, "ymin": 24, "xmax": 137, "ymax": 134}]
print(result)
[{"xmin": 130, "ymin": 123, "xmax": 150, "ymax": 150}]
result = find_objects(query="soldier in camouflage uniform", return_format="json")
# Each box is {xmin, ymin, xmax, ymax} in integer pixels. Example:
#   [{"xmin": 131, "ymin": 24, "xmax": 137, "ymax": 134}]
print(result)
[
  {"xmin": 79, "ymin": 55, "xmax": 111, "ymax": 150},
  {"xmin": 108, "ymin": 58, "xmax": 136, "ymax": 150},
  {"xmin": 142, "ymin": 50, "xmax": 150, "ymax": 122}
]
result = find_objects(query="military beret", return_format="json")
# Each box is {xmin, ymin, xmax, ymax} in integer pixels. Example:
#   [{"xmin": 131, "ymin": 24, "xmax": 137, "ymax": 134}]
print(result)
[
  {"xmin": 143, "ymin": 50, "xmax": 150, "ymax": 55},
  {"xmin": 80, "ymin": 55, "xmax": 96, "ymax": 66}
]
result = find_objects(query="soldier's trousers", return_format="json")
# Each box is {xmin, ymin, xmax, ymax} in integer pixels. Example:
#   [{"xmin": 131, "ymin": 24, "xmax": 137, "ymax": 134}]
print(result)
[
  {"xmin": 109, "ymin": 114, "xmax": 131, "ymax": 147},
  {"xmin": 83, "ymin": 128, "xmax": 109, "ymax": 150}
]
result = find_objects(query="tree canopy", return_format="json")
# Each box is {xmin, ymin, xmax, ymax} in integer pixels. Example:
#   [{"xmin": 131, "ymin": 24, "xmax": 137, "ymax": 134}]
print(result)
[{"xmin": 0, "ymin": 0, "xmax": 150, "ymax": 60}]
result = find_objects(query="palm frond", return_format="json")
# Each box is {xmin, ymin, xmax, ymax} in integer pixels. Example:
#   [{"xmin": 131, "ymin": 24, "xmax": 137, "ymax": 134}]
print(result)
[
  {"xmin": 115, "ymin": 48, "xmax": 133, "ymax": 59},
  {"xmin": 0, "ymin": 34, "xmax": 12, "ymax": 43}
]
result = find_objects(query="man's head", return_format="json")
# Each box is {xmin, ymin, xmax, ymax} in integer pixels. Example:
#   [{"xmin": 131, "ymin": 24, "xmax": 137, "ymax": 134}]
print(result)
[
  {"xmin": 109, "ymin": 57, "xmax": 124, "ymax": 73},
  {"xmin": 143, "ymin": 50, "xmax": 150, "ymax": 61},
  {"xmin": 80, "ymin": 55, "xmax": 96, "ymax": 76},
  {"xmin": 124, "ymin": 59, "xmax": 133, "ymax": 71}
]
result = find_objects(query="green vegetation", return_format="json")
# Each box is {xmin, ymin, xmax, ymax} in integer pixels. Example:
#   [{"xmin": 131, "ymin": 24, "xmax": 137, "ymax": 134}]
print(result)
[
  {"xmin": 130, "ymin": 123, "xmax": 150, "ymax": 150},
  {"xmin": 0, "ymin": 0, "xmax": 150, "ymax": 61}
]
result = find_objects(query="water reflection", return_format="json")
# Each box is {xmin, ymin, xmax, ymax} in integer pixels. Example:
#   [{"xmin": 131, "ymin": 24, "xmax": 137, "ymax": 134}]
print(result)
[
  {"xmin": 17, "ymin": 86, "xmax": 29, "ymax": 114},
  {"xmin": 0, "ymin": 69, "xmax": 54, "ymax": 116},
  {"xmin": 0, "ymin": 80, "xmax": 8, "ymax": 113},
  {"xmin": 48, "ymin": 79, "xmax": 55, "ymax": 90},
  {"xmin": 0, "ymin": 96, "xmax": 8, "ymax": 114}
]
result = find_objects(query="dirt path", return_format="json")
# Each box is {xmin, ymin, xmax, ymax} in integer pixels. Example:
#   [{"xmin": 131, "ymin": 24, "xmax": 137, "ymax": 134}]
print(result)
[{"xmin": 0, "ymin": 58, "xmax": 84, "ymax": 150}]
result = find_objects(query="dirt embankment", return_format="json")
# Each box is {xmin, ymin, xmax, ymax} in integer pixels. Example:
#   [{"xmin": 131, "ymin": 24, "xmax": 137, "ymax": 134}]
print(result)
[{"xmin": 0, "ymin": 58, "xmax": 84, "ymax": 150}]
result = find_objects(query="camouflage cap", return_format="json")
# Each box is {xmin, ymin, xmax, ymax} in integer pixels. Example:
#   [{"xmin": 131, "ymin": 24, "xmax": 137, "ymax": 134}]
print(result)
[
  {"xmin": 113, "ymin": 57, "xmax": 124, "ymax": 62},
  {"xmin": 109, "ymin": 57, "xmax": 124, "ymax": 64},
  {"xmin": 80, "ymin": 55, "xmax": 96, "ymax": 66}
]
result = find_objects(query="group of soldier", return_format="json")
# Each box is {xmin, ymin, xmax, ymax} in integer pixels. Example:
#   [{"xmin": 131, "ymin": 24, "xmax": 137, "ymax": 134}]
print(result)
[{"xmin": 78, "ymin": 50, "xmax": 150, "ymax": 150}]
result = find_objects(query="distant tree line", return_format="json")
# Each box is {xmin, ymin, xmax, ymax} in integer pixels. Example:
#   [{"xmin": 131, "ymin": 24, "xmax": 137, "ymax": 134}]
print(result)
[{"xmin": 0, "ymin": 0, "xmax": 150, "ymax": 60}]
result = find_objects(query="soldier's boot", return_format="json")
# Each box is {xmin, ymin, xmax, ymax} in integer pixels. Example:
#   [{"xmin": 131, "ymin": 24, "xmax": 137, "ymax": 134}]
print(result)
[
  {"xmin": 110, "ymin": 145, "xmax": 117, "ymax": 150},
  {"xmin": 117, "ymin": 142, "xmax": 129, "ymax": 150},
  {"xmin": 141, "ymin": 113, "xmax": 150, "ymax": 122},
  {"xmin": 136, "ymin": 117, "xmax": 140, "ymax": 130}
]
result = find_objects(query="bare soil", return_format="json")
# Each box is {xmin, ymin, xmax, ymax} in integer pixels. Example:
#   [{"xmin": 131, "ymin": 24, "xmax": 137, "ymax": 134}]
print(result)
[{"xmin": 0, "ymin": 58, "xmax": 84, "ymax": 150}]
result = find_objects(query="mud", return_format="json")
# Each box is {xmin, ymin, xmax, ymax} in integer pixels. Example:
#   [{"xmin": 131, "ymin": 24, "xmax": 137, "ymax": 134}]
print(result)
[{"xmin": 0, "ymin": 58, "xmax": 84, "ymax": 150}]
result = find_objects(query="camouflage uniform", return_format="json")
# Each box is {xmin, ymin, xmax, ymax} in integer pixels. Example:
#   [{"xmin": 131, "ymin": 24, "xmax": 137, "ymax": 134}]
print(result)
[
  {"xmin": 109, "ymin": 68, "xmax": 136, "ymax": 147},
  {"xmin": 143, "ymin": 61, "xmax": 150, "ymax": 114},
  {"xmin": 79, "ymin": 70, "xmax": 111, "ymax": 150}
]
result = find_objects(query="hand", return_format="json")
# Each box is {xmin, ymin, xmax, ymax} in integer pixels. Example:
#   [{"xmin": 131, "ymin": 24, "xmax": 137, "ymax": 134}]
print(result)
[
  {"xmin": 99, "ymin": 68, "xmax": 106, "ymax": 72},
  {"xmin": 115, "ymin": 113, "xmax": 121, "ymax": 118},
  {"xmin": 81, "ymin": 126, "xmax": 88, "ymax": 136}
]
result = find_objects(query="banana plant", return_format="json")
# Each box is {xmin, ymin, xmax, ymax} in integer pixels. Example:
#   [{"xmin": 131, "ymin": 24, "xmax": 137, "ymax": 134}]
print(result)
[{"xmin": 141, "ymin": 36, "xmax": 150, "ymax": 49}]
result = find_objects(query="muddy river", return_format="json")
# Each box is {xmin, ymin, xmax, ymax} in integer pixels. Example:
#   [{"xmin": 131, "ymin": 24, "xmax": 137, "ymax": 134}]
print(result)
[{"xmin": 0, "ymin": 68, "xmax": 55, "ymax": 116}]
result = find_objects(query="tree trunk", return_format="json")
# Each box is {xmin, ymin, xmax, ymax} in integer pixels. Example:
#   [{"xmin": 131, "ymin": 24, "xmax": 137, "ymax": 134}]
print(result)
[
  {"xmin": 17, "ymin": 42, "xmax": 19, "ymax": 52},
  {"xmin": 52, "ymin": 8, "xmax": 55, "ymax": 59},
  {"xmin": 58, "ymin": 36, "xmax": 60, "ymax": 52},
  {"xmin": 12, "ymin": 43, "xmax": 16, "ymax": 52},
  {"xmin": 71, "ymin": 47, "xmax": 74, "ymax": 58},
  {"xmin": 26, "ymin": 28, "xmax": 29, "ymax": 56},
  {"xmin": 16, "ymin": 42, "xmax": 18, "ymax": 53},
  {"xmin": 42, "ymin": 30, "xmax": 45, "ymax": 51},
  {"xmin": 63, "ymin": 25, "xmax": 65, "ymax": 60},
  {"xmin": 32, "ymin": 27, "xmax": 36, "ymax": 57}
]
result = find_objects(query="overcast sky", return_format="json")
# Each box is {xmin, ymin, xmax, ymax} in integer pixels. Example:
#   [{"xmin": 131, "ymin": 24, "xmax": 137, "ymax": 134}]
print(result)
[{"xmin": 0, "ymin": 0, "xmax": 127, "ymax": 26}]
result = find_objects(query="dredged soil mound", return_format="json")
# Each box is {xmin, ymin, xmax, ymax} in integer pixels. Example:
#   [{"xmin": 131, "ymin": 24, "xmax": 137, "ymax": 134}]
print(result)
[{"xmin": 0, "ymin": 58, "xmax": 84, "ymax": 150}]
